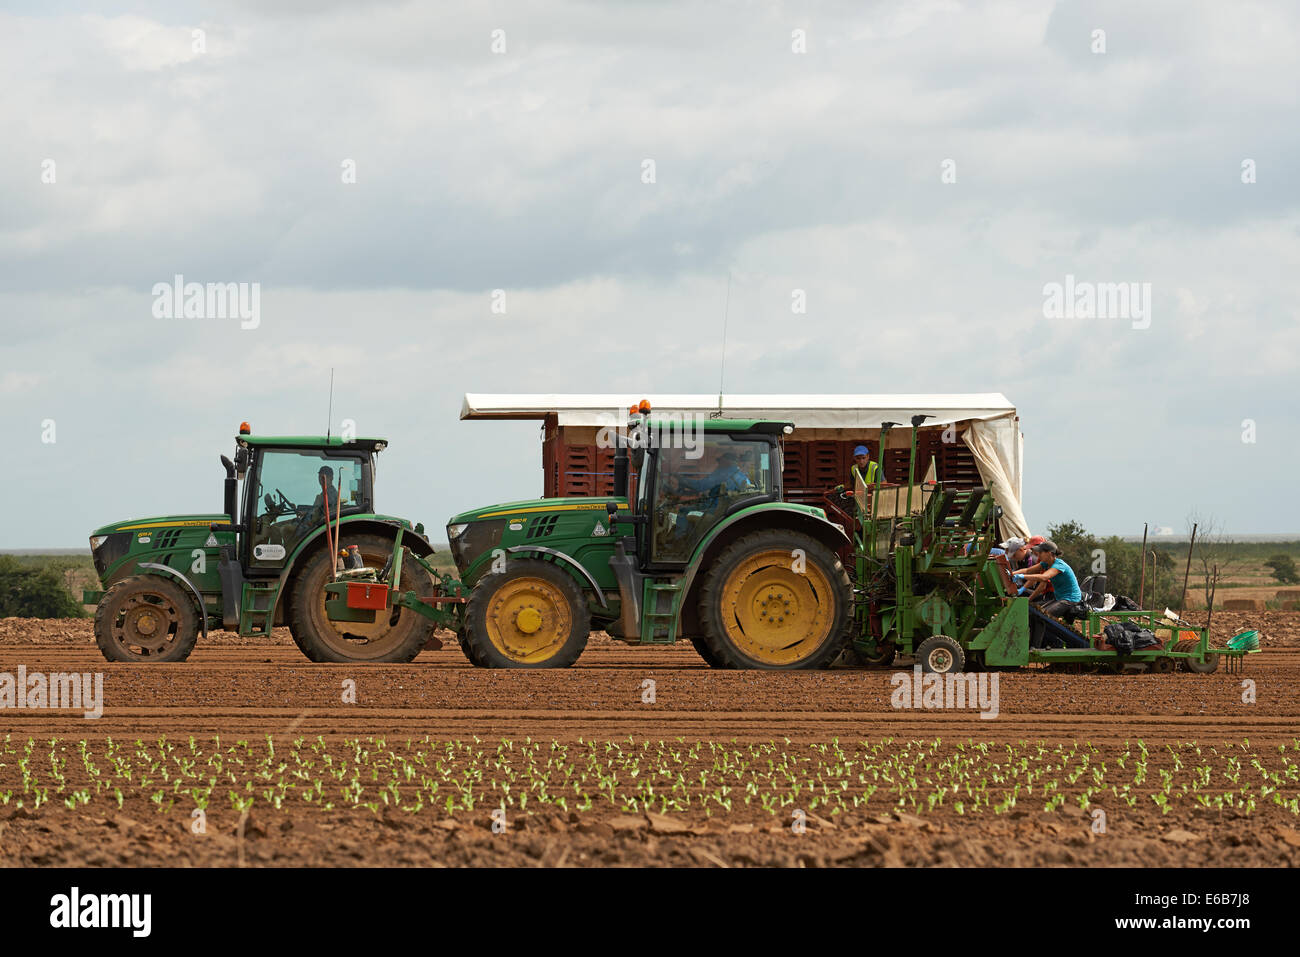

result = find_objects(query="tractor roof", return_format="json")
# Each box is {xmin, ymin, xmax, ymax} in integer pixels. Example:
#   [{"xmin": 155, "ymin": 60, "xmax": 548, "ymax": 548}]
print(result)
[
  {"xmin": 237, "ymin": 435, "xmax": 388, "ymax": 452},
  {"xmin": 645, "ymin": 418, "xmax": 791, "ymax": 434}
]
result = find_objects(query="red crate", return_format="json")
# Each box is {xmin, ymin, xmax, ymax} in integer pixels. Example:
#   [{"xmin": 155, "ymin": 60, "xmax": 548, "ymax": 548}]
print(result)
[{"xmin": 345, "ymin": 582, "xmax": 389, "ymax": 610}]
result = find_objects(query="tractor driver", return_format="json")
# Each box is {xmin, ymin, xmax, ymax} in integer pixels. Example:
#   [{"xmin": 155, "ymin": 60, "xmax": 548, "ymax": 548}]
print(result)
[
  {"xmin": 303, "ymin": 465, "xmax": 341, "ymax": 529},
  {"xmin": 668, "ymin": 450, "xmax": 755, "ymax": 532},
  {"xmin": 675, "ymin": 451, "xmax": 754, "ymax": 497}
]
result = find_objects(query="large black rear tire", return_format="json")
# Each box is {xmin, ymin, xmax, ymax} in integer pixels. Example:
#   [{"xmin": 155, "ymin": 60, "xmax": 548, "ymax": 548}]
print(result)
[
  {"xmin": 456, "ymin": 627, "xmax": 487, "ymax": 667},
  {"xmin": 697, "ymin": 530, "xmax": 851, "ymax": 670},
  {"xmin": 287, "ymin": 532, "xmax": 437, "ymax": 663},
  {"xmin": 689, "ymin": 633, "xmax": 723, "ymax": 667}
]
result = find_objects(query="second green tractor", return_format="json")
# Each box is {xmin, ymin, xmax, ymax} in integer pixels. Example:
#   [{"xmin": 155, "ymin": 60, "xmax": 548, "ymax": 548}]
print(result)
[{"xmin": 446, "ymin": 414, "xmax": 853, "ymax": 669}]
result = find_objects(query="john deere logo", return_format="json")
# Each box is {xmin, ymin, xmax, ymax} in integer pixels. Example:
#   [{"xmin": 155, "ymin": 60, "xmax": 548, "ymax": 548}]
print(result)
[{"xmin": 254, "ymin": 544, "xmax": 286, "ymax": 561}]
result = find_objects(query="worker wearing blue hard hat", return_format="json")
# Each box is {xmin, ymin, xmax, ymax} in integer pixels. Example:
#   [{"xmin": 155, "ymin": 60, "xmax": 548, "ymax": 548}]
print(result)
[{"xmin": 834, "ymin": 444, "xmax": 880, "ymax": 493}]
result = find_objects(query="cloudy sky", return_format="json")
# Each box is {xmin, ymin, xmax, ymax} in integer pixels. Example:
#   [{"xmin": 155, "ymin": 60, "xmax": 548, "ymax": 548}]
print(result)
[{"xmin": 2, "ymin": 0, "xmax": 1297, "ymax": 547}]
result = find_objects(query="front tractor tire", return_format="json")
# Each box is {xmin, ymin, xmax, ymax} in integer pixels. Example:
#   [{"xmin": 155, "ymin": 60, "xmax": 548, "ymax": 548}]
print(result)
[
  {"xmin": 697, "ymin": 530, "xmax": 851, "ymax": 670},
  {"xmin": 463, "ymin": 559, "xmax": 591, "ymax": 668},
  {"xmin": 287, "ymin": 532, "xmax": 437, "ymax": 663},
  {"xmin": 94, "ymin": 575, "xmax": 201, "ymax": 662}
]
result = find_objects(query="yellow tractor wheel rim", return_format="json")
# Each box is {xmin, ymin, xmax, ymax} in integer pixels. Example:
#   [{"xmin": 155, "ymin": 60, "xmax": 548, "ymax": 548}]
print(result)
[
  {"xmin": 720, "ymin": 548, "xmax": 835, "ymax": 666},
  {"xmin": 485, "ymin": 577, "xmax": 571, "ymax": 663}
]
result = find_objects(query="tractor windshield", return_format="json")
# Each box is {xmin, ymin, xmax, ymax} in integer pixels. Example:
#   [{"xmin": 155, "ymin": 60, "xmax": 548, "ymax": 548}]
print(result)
[
  {"xmin": 649, "ymin": 435, "xmax": 774, "ymax": 563},
  {"xmin": 247, "ymin": 450, "xmax": 369, "ymax": 570}
]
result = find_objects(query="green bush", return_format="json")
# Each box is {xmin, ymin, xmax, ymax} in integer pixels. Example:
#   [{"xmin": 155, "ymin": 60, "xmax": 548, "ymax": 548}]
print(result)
[
  {"xmin": 1265, "ymin": 554, "xmax": 1300, "ymax": 585},
  {"xmin": 0, "ymin": 556, "xmax": 86, "ymax": 618}
]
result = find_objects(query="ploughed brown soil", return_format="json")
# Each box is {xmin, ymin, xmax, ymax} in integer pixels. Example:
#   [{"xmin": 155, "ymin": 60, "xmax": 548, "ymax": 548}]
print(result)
[{"xmin": 0, "ymin": 615, "xmax": 1296, "ymax": 867}]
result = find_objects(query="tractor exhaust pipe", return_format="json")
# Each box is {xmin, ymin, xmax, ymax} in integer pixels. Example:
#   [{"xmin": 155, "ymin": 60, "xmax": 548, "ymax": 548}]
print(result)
[
  {"xmin": 220, "ymin": 455, "xmax": 238, "ymax": 523},
  {"xmin": 613, "ymin": 439, "xmax": 629, "ymax": 499}
]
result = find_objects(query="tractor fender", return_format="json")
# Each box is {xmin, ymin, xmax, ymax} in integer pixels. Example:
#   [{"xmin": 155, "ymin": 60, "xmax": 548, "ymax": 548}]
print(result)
[
  {"xmin": 136, "ymin": 562, "xmax": 210, "ymax": 643},
  {"xmin": 504, "ymin": 545, "xmax": 610, "ymax": 609},
  {"xmin": 676, "ymin": 507, "xmax": 852, "ymax": 637}
]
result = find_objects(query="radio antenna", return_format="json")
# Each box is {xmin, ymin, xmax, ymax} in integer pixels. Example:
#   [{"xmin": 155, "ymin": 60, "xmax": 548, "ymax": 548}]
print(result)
[
  {"xmin": 713, "ymin": 272, "xmax": 731, "ymax": 418},
  {"xmin": 326, "ymin": 368, "xmax": 335, "ymax": 439}
]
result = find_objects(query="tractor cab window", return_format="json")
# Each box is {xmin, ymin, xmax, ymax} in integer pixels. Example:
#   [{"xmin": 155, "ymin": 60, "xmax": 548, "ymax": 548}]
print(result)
[
  {"xmin": 649, "ymin": 436, "xmax": 773, "ymax": 563},
  {"xmin": 248, "ymin": 451, "xmax": 367, "ymax": 570}
]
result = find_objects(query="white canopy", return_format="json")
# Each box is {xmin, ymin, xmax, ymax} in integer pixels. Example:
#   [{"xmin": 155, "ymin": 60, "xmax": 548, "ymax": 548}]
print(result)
[
  {"xmin": 461, "ymin": 393, "xmax": 1028, "ymax": 538},
  {"xmin": 462, "ymin": 393, "xmax": 1016, "ymax": 429}
]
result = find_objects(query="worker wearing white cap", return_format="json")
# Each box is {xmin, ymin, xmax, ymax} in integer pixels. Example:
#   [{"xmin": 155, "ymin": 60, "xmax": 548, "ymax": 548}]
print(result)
[{"xmin": 998, "ymin": 537, "xmax": 1032, "ymax": 569}]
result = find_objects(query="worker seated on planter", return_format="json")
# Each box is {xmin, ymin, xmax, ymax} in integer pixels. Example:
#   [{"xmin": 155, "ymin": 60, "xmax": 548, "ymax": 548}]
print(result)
[
  {"xmin": 1019, "ymin": 541, "xmax": 1089, "ymax": 648},
  {"xmin": 989, "ymin": 537, "xmax": 1031, "ymax": 594}
]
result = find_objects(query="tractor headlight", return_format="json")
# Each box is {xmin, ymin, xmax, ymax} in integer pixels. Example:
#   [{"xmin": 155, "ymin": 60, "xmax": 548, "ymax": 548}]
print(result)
[
  {"xmin": 446, "ymin": 520, "xmax": 507, "ymax": 575},
  {"xmin": 88, "ymin": 532, "xmax": 131, "ymax": 578}
]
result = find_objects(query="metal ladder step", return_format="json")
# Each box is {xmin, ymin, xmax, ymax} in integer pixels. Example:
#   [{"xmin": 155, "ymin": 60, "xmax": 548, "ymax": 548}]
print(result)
[
  {"xmin": 240, "ymin": 581, "xmax": 279, "ymax": 636},
  {"xmin": 641, "ymin": 581, "xmax": 681, "ymax": 644}
]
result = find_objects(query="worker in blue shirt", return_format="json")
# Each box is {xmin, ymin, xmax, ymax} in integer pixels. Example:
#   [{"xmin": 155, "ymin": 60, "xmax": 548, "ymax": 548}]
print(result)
[
  {"xmin": 678, "ymin": 451, "xmax": 753, "ymax": 495},
  {"xmin": 1018, "ymin": 541, "xmax": 1083, "ymax": 613}
]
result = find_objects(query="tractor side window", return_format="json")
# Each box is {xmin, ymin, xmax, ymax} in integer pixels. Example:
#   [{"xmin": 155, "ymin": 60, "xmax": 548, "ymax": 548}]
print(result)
[
  {"xmin": 650, "ymin": 437, "xmax": 771, "ymax": 563},
  {"xmin": 248, "ymin": 452, "xmax": 365, "ymax": 568}
]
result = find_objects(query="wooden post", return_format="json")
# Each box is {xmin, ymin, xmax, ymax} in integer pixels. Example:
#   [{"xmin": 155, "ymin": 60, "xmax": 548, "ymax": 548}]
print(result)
[
  {"xmin": 1177, "ymin": 523, "xmax": 1198, "ymax": 620},
  {"xmin": 1138, "ymin": 523, "xmax": 1149, "ymax": 608}
]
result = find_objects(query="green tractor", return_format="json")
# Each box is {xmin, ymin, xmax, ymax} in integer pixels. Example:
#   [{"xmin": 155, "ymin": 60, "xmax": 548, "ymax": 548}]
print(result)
[
  {"xmin": 85, "ymin": 423, "xmax": 450, "ymax": 663},
  {"xmin": 444, "ymin": 409, "xmax": 854, "ymax": 669}
]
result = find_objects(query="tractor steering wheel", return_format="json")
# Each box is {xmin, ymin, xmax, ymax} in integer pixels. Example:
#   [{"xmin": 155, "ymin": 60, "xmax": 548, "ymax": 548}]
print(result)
[{"xmin": 264, "ymin": 488, "xmax": 297, "ymax": 517}]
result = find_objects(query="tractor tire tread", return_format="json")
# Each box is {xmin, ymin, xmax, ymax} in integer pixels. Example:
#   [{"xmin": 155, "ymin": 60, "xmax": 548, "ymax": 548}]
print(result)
[
  {"xmin": 94, "ymin": 575, "xmax": 201, "ymax": 663},
  {"xmin": 697, "ymin": 529, "xmax": 851, "ymax": 671},
  {"xmin": 287, "ymin": 532, "xmax": 436, "ymax": 663},
  {"xmin": 463, "ymin": 559, "xmax": 591, "ymax": 668}
]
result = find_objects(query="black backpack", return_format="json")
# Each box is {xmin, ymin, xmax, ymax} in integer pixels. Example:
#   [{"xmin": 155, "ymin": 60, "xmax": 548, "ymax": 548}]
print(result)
[{"xmin": 1103, "ymin": 620, "xmax": 1159, "ymax": 653}]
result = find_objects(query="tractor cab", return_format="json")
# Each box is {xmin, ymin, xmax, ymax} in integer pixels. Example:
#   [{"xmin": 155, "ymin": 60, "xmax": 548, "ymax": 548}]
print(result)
[
  {"xmin": 620, "ymin": 413, "xmax": 788, "ymax": 567},
  {"xmin": 231, "ymin": 425, "xmax": 383, "ymax": 575},
  {"xmin": 446, "ymin": 400, "xmax": 851, "ymax": 669}
]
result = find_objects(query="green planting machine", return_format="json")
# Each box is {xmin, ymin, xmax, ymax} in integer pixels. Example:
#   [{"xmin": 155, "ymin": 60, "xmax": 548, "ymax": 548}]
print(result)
[{"xmin": 829, "ymin": 416, "xmax": 1258, "ymax": 675}]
